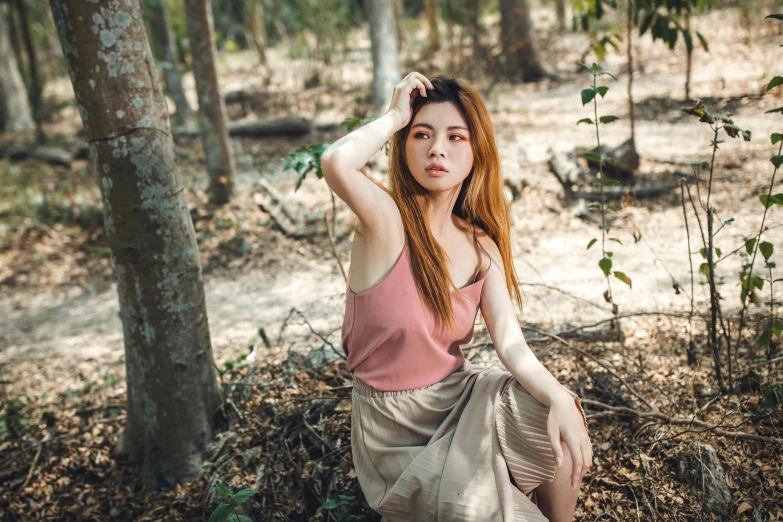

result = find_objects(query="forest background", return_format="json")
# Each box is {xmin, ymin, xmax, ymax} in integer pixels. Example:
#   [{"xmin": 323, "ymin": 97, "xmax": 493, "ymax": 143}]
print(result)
[{"xmin": 1, "ymin": 0, "xmax": 782, "ymax": 520}]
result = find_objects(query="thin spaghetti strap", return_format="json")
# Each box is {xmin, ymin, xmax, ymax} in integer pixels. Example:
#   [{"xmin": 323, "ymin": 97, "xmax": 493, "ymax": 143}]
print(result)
[{"xmin": 473, "ymin": 223, "xmax": 492, "ymax": 273}]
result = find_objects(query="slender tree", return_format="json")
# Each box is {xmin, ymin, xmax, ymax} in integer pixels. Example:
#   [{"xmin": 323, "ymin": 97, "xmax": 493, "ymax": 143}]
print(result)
[
  {"xmin": 48, "ymin": 0, "xmax": 222, "ymax": 487},
  {"xmin": 184, "ymin": 0, "xmax": 236, "ymax": 205},
  {"xmin": 424, "ymin": 0, "xmax": 441, "ymax": 50},
  {"xmin": 244, "ymin": 0, "xmax": 268, "ymax": 65},
  {"xmin": 0, "ymin": 2, "xmax": 35, "ymax": 133},
  {"xmin": 147, "ymin": 0, "xmax": 194, "ymax": 122},
  {"xmin": 367, "ymin": 0, "xmax": 401, "ymax": 117},
  {"xmin": 13, "ymin": 0, "xmax": 45, "ymax": 141},
  {"xmin": 498, "ymin": 0, "xmax": 553, "ymax": 82}
]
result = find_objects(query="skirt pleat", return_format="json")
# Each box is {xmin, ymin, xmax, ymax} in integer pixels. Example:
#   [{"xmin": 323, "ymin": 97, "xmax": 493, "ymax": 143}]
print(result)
[{"xmin": 350, "ymin": 360, "xmax": 589, "ymax": 522}]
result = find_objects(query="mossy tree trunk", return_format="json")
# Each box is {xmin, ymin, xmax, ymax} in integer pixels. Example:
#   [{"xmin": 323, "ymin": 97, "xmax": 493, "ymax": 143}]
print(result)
[
  {"xmin": 0, "ymin": 3, "xmax": 35, "ymax": 134},
  {"xmin": 48, "ymin": 0, "xmax": 222, "ymax": 489}
]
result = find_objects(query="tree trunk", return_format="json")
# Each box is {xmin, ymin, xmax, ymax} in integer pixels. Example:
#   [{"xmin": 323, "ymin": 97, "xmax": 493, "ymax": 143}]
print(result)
[
  {"xmin": 48, "ymin": 0, "xmax": 222, "ymax": 488},
  {"xmin": 244, "ymin": 0, "xmax": 268, "ymax": 65},
  {"xmin": 368, "ymin": 0, "xmax": 401, "ymax": 117},
  {"xmin": 685, "ymin": 10, "xmax": 692, "ymax": 101},
  {"xmin": 0, "ymin": 3, "xmax": 35, "ymax": 134},
  {"xmin": 555, "ymin": 0, "xmax": 566, "ymax": 31},
  {"xmin": 393, "ymin": 0, "xmax": 405, "ymax": 46},
  {"xmin": 148, "ymin": 0, "xmax": 195, "ymax": 122},
  {"xmin": 14, "ymin": 0, "xmax": 45, "ymax": 142},
  {"xmin": 423, "ymin": 0, "xmax": 441, "ymax": 51},
  {"xmin": 626, "ymin": 0, "xmax": 636, "ymax": 148},
  {"xmin": 184, "ymin": 0, "xmax": 236, "ymax": 205},
  {"xmin": 498, "ymin": 0, "xmax": 553, "ymax": 82}
]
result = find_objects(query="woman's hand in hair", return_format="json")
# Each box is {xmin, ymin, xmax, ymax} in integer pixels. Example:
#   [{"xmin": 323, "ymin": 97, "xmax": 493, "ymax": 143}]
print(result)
[{"xmin": 387, "ymin": 72, "xmax": 434, "ymax": 129}]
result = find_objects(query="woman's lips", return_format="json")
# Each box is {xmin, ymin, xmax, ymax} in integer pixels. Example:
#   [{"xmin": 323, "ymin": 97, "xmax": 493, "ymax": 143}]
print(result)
[{"xmin": 426, "ymin": 168, "xmax": 447, "ymax": 177}]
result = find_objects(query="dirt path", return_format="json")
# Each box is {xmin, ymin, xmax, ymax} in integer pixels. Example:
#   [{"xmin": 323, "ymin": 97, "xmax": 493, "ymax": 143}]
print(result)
[{"xmin": 2, "ymin": 7, "xmax": 782, "ymax": 390}]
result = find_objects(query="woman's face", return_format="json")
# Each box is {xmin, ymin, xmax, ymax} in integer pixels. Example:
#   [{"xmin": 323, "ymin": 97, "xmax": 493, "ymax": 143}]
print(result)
[{"xmin": 404, "ymin": 102, "xmax": 474, "ymax": 195}]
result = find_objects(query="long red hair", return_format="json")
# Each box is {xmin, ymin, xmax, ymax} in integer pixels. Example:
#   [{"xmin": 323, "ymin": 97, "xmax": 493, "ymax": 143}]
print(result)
[{"xmin": 369, "ymin": 75, "xmax": 522, "ymax": 331}]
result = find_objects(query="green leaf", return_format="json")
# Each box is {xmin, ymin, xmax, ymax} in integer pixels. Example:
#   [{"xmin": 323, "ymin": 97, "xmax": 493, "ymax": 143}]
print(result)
[
  {"xmin": 773, "ymin": 324, "xmax": 783, "ymax": 338},
  {"xmin": 601, "ymin": 178, "xmax": 619, "ymax": 186},
  {"xmin": 766, "ymin": 14, "xmax": 783, "ymax": 21},
  {"xmin": 608, "ymin": 237, "xmax": 622, "ymax": 245},
  {"xmin": 760, "ymin": 195, "xmax": 774, "ymax": 209},
  {"xmin": 577, "ymin": 118, "xmax": 595, "ymax": 125},
  {"xmin": 587, "ymin": 238, "xmax": 597, "ymax": 250},
  {"xmin": 613, "ymin": 271, "xmax": 632, "ymax": 288},
  {"xmin": 577, "ymin": 62, "xmax": 593, "ymax": 73},
  {"xmin": 599, "ymin": 115, "xmax": 620, "ymax": 124},
  {"xmin": 760, "ymin": 241, "xmax": 774, "ymax": 262},
  {"xmin": 215, "ymin": 483, "xmax": 233, "ymax": 500},
  {"xmin": 699, "ymin": 262, "xmax": 711, "ymax": 277},
  {"xmin": 598, "ymin": 71, "xmax": 618, "ymax": 80},
  {"xmin": 227, "ymin": 516, "xmax": 253, "ymax": 522},
  {"xmin": 588, "ymin": 202, "xmax": 602, "ymax": 210},
  {"xmin": 766, "ymin": 108, "xmax": 783, "ymax": 115},
  {"xmin": 583, "ymin": 152, "xmax": 601, "ymax": 162},
  {"xmin": 771, "ymin": 156, "xmax": 783, "ymax": 169},
  {"xmin": 599, "ymin": 257, "xmax": 612, "ymax": 276},
  {"xmin": 596, "ymin": 86, "xmax": 609, "ymax": 98},
  {"xmin": 233, "ymin": 489, "xmax": 258, "ymax": 505},
  {"xmin": 745, "ymin": 238, "xmax": 757, "ymax": 255},
  {"xmin": 756, "ymin": 328, "xmax": 772, "ymax": 349},
  {"xmin": 772, "ymin": 133, "xmax": 782, "ymax": 145},
  {"xmin": 696, "ymin": 31, "xmax": 709, "ymax": 52},
  {"xmin": 591, "ymin": 62, "xmax": 601, "ymax": 71},
  {"xmin": 762, "ymin": 383, "xmax": 783, "ymax": 409},
  {"xmin": 607, "ymin": 204, "xmax": 617, "ymax": 212},
  {"xmin": 208, "ymin": 504, "xmax": 233, "ymax": 522},
  {"xmin": 768, "ymin": 77, "xmax": 783, "ymax": 92},
  {"xmin": 581, "ymin": 88, "xmax": 597, "ymax": 106}
]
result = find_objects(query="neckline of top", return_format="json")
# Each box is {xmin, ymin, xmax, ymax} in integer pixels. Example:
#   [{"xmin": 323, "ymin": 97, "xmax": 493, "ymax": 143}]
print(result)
[{"xmin": 348, "ymin": 235, "xmax": 491, "ymax": 297}]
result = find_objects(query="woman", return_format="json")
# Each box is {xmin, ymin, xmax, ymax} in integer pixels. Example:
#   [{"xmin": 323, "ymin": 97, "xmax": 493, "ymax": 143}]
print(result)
[{"xmin": 320, "ymin": 72, "xmax": 592, "ymax": 521}]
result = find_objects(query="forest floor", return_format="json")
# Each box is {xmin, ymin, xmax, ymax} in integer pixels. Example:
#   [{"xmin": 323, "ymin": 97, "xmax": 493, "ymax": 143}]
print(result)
[{"xmin": 2, "ymin": 4, "xmax": 783, "ymax": 521}]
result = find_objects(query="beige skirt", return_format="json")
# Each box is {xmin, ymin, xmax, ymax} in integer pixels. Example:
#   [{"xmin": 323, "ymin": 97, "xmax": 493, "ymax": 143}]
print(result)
[{"xmin": 350, "ymin": 360, "xmax": 588, "ymax": 522}]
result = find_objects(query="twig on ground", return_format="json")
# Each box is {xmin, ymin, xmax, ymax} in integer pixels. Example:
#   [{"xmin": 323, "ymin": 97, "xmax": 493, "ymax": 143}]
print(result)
[{"xmin": 581, "ymin": 397, "xmax": 783, "ymax": 444}]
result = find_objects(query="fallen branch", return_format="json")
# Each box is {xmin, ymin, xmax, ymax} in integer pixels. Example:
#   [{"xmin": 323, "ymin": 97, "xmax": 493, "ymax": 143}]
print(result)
[{"xmin": 581, "ymin": 398, "xmax": 783, "ymax": 444}]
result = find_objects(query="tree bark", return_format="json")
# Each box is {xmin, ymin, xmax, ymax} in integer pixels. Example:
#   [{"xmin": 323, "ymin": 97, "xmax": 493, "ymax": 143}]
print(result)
[
  {"xmin": 367, "ymin": 0, "xmax": 401, "ymax": 117},
  {"xmin": 14, "ymin": 0, "xmax": 45, "ymax": 142},
  {"xmin": 498, "ymin": 0, "xmax": 553, "ymax": 82},
  {"xmin": 0, "ymin": 3, "xmax": 35, "ymax": 134},
  {"xmin": 48, "ymin": 0, "xmax": 222, "ymax": 488},
  {"xmin": 184, "ymin": 0, "xmax": 236, "ymax": 205},
  {"xmin": 423, "ymin": 0, "xmax": 441, "ymax": 51},
  {"xmin": 244, "ymin": 0, "xmax": 268, "ymax": 65},
  {"xmin": 147, "ymin": 0, "xmax": 195, "ymax": 122},
  {"xmin": 393, "ymin": 0, "xmax": 405, "ymax": 46}
]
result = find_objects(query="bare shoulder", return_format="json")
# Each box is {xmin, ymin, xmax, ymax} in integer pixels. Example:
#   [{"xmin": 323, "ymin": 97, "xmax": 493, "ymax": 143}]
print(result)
[{"xmin": 474, "ymin": 225, "xmax": 503, "ymax": 269}]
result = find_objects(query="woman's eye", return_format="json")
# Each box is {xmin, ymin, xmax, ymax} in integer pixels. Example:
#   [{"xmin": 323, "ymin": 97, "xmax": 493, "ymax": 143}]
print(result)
[{"xmin": 414, "ymin": 133, "xmax": 464, "ymax": 141}]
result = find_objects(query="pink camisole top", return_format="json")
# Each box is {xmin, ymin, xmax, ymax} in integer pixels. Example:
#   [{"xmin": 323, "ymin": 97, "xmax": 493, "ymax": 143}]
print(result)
[{"xmin": 341, "ymin": 224, "xmax": 492, "ymax": 391}]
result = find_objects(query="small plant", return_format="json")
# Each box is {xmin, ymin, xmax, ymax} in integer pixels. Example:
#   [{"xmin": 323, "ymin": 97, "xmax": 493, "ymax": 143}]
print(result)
[
  {"xmin": 207, "ymin": 482, "xmax": 258, "ymax": 522},
  {"xmin": 680, "ymin": 99, "xmax": 752, "ymax": 391},
  {"xmin": 317, "ymin": 494, "xmax": 357, "ymax": 522},
  {"xmin": 578, "ymin": 62, "xmax": 632, "ymax": 319}
]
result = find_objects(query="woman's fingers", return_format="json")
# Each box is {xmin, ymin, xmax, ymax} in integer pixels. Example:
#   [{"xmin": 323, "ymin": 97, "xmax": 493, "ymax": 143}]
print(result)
[
  {"xmin": 547, "ymin": 422, "xmax": 563, "ymax": 468},
  {"xmin": 567, "ymin": 436, "xmax": 583, "ymax": 488}
]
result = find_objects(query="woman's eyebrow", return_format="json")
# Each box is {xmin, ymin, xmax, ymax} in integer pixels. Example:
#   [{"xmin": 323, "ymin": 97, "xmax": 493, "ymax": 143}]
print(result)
[{"xmin": 411, "ymin": 123, "xmax": 469, "ymax": 131}]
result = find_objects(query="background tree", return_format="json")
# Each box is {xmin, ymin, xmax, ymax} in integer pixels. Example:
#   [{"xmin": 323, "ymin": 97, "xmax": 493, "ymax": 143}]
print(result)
[
  {"xmin": 48, "ymin": 0, "xmax": 222, "ymax": 487},
  {"xmin": 498, "ymin": 0, "xmax": 554, "ymax": 82},
  {"xmin": 244, "ymin": 0, "xmax": 268, "ymax": 65},
  {"xmin": 13, "ymin": 0, "xmax": 45, "ymax": 141},
  {"xmin": 367, "ymin": 0, "xmax": 401, "ymax": 117},
  {"xmin": 0, "ymin": 2, "xmax": 35, "ymax": 134},
  {"xmin": 184, "ymin": 0, "xmax": 236, "ymax": 205},
  {"xmin": 144, "ymin": 0, "xmax": 195, "ymax": 123}
]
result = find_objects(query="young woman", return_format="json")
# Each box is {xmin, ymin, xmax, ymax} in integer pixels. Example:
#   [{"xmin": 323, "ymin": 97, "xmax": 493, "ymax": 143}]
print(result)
[{"xmin": 320, "ymin": 72, "xmax": 592, "ymax": 522}]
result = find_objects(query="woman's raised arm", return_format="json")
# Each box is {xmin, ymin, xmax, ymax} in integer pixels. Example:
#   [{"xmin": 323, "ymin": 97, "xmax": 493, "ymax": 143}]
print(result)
[{"xmin": 319, "ymin": 72, "xmax": 434, "ymax": 237}]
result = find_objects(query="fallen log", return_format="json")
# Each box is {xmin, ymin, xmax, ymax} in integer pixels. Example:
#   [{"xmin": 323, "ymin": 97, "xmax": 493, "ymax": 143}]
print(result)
[{"xmin": 173, "ymin": 116, "xmax": 313, "ymax": 139}]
